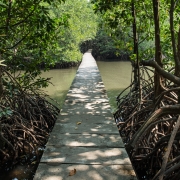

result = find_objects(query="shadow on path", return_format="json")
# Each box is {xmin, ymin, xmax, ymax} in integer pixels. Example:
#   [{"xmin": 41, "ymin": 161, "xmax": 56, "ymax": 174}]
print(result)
[{"xmin": 34, "ymin": 50, "xmax": 137, "ymax": 180}]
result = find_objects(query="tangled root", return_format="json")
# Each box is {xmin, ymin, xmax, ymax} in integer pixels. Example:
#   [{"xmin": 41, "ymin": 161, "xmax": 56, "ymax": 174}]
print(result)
[
  {"xmin": 114, "ymin": 66, "xmax": 180, "ymax": 180},
  {"xmin": 0, "ymin": 70, "xmax": 60, "ymax": 170}
]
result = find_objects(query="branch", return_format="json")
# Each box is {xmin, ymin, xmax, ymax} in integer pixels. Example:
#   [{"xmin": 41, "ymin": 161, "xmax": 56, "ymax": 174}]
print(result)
[
  {"xmin": 174, "ymin": 0, "xmax": 180, "ymax": 9},
  {"xmin": 6, "ymin": 32, "xmax": 30, "ymax": 49},
  {"xmin": 0, "ymin": 124, "xmax": 15, "ymax": 151},
  {"xmin": 127, "ymin": 104, "xmax": 180, "ymax": 150},
  {"xmin": 0, "ymin": 0, "xmax": 42, "ymax": 30},
  {"xmin": 158, "ymin": 115, "xmax": 180, "ymax": 180},
  {"xmin": 141, "ymin": 60, "xmax": 180, "ymax": 85},
  {"xmin": 6, "ymin": 0, "xmax": 12, "ymax": 34}
]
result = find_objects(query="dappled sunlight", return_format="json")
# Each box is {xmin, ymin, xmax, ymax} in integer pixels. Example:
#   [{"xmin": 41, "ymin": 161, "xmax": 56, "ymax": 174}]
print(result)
[
  {"xmin": 60, "ymin": 101, "xmax": 112, "ymax": 116},
  {"xmin": 35, "ymin": 164, "xmax": 136, "ymax": 180},
  {"xmin": 47, "ymin": 133, "xmax": 123, "ymax": 148},
  {"xmin": 45, "ymin": 176, "xmax": 63, "ymax": 180},
  {"xmin": 41, "ymin": 146, "xmax": 130, "ymax": 165},
  {"xmin": 87, "ymin": 170, "xmax": 103, "ymax": 180},
  {"xmin": 109, "ymin": 135, "xmax": 118, "ymax": 143},
  {"xmin": 51, "ymin": 120, "xmax": 118, "ymax": 134},
  {"xmin": 79, "ymin": 148, "xmax": 122, "ymax": 160},
  {"xmin": 34, "ymin": 51, "xmax": 136, "ymax": 179}
]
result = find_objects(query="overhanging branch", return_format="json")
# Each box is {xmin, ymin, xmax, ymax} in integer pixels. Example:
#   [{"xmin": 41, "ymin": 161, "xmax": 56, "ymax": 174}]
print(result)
[{"xmin": 141, "ymin": 60, "xmax": 180, "ymax": 85}]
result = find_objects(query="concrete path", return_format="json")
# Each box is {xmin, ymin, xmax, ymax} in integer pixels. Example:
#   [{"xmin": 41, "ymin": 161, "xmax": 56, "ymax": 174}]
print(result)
[{"xmin": 34, "ymin": 50, "xmax": 137, "ymax": 180}]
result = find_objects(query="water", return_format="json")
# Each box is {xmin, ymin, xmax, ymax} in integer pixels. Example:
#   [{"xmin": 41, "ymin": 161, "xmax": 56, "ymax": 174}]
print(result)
[
  {"xmin": 97, "ymin": 60, "xmax": 132, "ymax": 112},
  {"xmin": 41, "ymin": 68, "xmax": 78, "ymax": 108}
]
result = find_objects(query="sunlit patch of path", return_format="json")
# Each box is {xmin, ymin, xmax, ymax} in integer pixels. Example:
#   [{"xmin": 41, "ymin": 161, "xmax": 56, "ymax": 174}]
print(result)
[{"xmin": 34, "ymin": 49, "xmax": 137, "ymax": 180}]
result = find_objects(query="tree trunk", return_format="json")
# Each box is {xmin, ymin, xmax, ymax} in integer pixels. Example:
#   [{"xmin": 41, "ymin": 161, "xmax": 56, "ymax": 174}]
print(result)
[
  {"xmin": 178, "ymin": 26, "xmax": 180, "ymax": 62},
  {"xmin": 0, "ymin": 0, "xmax": 12, "ymax": 98},
  {"xmin": 152, "ymin": 0, "xmax": 163, "ymax": 99},
  {"xmin": 170, "ymin": 0, "xmax": 180, "ymax": 77},
  {"xmin": 170, "ymin": 0, "xmax": 180, "ymax": 103},
  {"xmin": 0, "ymin": 53, "xmax": 3, "ymax": 98},
  {"xmin": 177, "ymin": 25, "xmax": 180, "ymax": 103},
  {"xmin": 0, "ymin": 68, "xmax": 3, "ymax": 98},
  {"xmin": 131, "ymin": 2, "xmax": 141, "ymax": 100}
]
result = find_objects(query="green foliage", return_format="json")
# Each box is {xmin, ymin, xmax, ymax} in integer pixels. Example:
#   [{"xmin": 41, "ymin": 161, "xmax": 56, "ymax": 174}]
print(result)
[
  {"xmin": 52, "ymin": 0, "xmax": 99, "ymax": 63},
  {"xmin": 0, "ymin": 0, "xmax": 68, "ymax": 72},
  {"xmin": 0, "ymin": 0, "xmax": 99, "ymax": 98},
  {"xmin": 91, "ymin": 29, "xmax": 125, "ymax": 59},
  {"xmin": 92, "ymin": 1, "xmax": 155, "ymax": 60},
  {"xmin": 0, "ymin": 107, "xmax": 12, "ymax": 118},
  {"xmin": 91, "ymin": 0, "xmax": 180, "ymax": 67}
]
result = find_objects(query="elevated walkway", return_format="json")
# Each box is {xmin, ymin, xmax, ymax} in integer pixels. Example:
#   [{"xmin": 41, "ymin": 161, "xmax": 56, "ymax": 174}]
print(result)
[{"xmin": 34, "ymin": 50, "xmax": 137, "ymax": 180}]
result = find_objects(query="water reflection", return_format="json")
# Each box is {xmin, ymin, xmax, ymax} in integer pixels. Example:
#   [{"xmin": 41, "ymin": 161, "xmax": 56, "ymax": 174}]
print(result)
[
  {"xmin": 96, "ymin": 60, "xmax": 132, "ymax": 112},
  {"xmin": 41, "ymin": 68, "xmax": 78, "ymax": 108}
]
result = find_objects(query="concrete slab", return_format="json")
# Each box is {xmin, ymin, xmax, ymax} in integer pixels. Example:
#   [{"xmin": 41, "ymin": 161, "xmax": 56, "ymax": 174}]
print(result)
[
  {"xmin": 47, "ymin": 134, "xmax": 124, "ymax": 147},
  {"xmin": 76, "ymin": 74, "xmax": 101, "ymax": 78},
  {"xmin": 60, "ymin": 104, "xmax": 112, "ymax": 116},
  {"xmin": 65, "ymin": 93, "xmax": 108, "ymax": 100},
  {"xmin": 50, "ymin": 121, "xmax": 118, "ymax": 134},
  {"xmin": 74, "ymin": 76, "xmax": 100, "ymax": 80},
  {"xmin": 64, "ymin": 99, "xmax": 109, "ymax": 103},
  {"xmin": 68, "ymin": 82, "xmax": 106, "ymax": 90},
  {"xmin": 55, "ymin": 114, "xmax": 114, "ymax": 123},
  {"xmin": 34, "ymin": 164, "xmax": 137, "ymax": 180},
  {"xmin": 77, "ymin": 70, "xmax": 100, "ymax": 73},
  {"xmin": 59, "ymin": 111, "xmax": 112, "ymax": 116},
  {"xmin": 62, "ymin": 102, "xmax": 111, "ymax": 109},
  {"xmin": 40, "ymin": 146, "xmax": 131, "ymax": 165},
  {"xmin": 69, "ymin": 85, "xmax": 105, "ymax": 91},
  {"xmin": 74, "ymin": 75, "xmax": 102, "ymax": 79},
  {"xmin": 60, "ymin": 103, "xmax": 112, "ymax": 116},
  {"xmin": 72, "ymin": 78, "xmax": 103, "ymax": 83},
  {"xmin": 68, "ymin": 88, "xmax": 106, "ymax": 95}
]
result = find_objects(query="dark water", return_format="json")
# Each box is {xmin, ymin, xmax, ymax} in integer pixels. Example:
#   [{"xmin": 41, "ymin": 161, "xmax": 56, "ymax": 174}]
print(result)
[{"xmin": 2, "ymin": 61, "xmax": 132, "ymax": 180}]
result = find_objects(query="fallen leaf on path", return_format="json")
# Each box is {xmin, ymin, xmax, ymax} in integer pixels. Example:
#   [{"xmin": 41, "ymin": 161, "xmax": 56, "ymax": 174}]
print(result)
[
  {"xmin": 31, "ymin": 161, "xmax": 37, "ymax": 165},
  {"xmin": 76, "ymin": 122, "xmax": 81, "ymax": 125},
  {"xmin": 69, "ymin": 168, "xmax": 76, "ymax": 176},
  {"xmin": 75, "ymin": 127, "xmax": 78, "ymax": 130}
]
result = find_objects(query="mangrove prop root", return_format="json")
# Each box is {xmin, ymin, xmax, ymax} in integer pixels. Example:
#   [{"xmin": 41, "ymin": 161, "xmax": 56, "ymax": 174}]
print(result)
[
  {"xmin": 0, "ymin": 72, "xmax": 60, "ymax": 170},
  {"xmin": 114, "ymin": 66, "xmax": 180, "ymax": 179}
]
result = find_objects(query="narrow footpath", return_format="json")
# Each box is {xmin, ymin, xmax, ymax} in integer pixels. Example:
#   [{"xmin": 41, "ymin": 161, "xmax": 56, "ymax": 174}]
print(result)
[{"xmin": 34, "ymin": 50, "xmax": 137, "ymax": 180}]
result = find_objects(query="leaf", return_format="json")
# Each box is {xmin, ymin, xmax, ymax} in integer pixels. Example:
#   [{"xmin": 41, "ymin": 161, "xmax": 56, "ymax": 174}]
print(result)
[
  {"xmin": 31, "ymin": 161, "xmax": 37, "ymax": 164},
  {"xmin": 69, "ymin": 168, "xmax": 76, "ymax": 176},
  {"xmin": 0, "ymin": 2, "xmax": 7, "ymax": 8},
  {"xmin": 76, "ymin": 122, "xmax": 81, "ymax": 125}
]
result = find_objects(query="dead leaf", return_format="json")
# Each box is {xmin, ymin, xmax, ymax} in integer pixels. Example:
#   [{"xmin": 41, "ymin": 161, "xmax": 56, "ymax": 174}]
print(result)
[
  {"xmin": 76, "ymin": 122, "xmax": 81, "ymax": 125},
  {"xmin": 31, "ymin": 161, "xmax": 37, "ymax": 165},
  {"xmin": 75, "ymin": 127, "xmax": 78, "ymax": 130},
  {"xmin": 69, "ymin": 168, "xmax": 76, "ymax": 176}
]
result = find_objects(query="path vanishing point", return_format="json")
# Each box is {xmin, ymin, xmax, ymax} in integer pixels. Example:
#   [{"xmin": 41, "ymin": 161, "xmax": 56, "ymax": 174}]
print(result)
[{"xmin": 34, "ymin": 50, "xmax": 137, "ymax": 180}]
